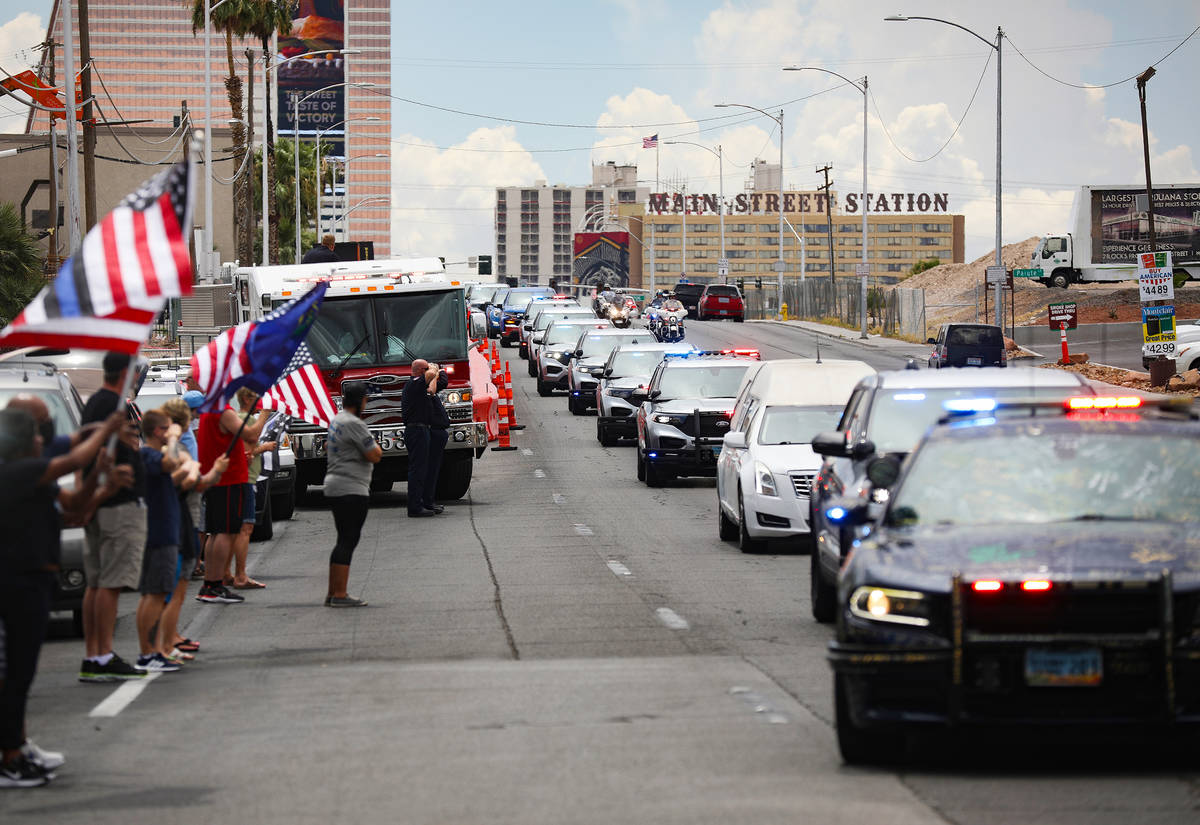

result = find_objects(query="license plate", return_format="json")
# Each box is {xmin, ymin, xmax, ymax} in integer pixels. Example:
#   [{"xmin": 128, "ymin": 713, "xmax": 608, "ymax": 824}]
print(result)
[
  {"xmin": 966, "ymin": 356, "xmax": 982, "ymax": 366},
  {"xmin": 719, "ymin": 297, "xmax": 729, "ymax": 304},
  {"xmin": 1024, "ymin": 648, "xmax": 1102, "ymax": 687},
  {"xmin": 710, "ymin": 445, "xmax": 722, "ymax": 458},
  {"xmin": 719, "ymin": 310, "xmax": 729, "ymax": 315}
]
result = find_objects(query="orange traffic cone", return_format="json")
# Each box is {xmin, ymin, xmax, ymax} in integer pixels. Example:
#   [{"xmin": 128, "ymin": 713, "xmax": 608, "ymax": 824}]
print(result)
[
  {"xmin": 492, "ymin": 364, "xmax": 517, "ymax": 452},
  {"xmin": 504, "ymin": 362, "xmax": 525, "ymax": 431}
]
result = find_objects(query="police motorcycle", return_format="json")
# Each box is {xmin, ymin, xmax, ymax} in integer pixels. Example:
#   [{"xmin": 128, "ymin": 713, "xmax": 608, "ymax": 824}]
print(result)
[{"xmin": 650, "ymin": 298, "xmax": 687, "ymax": 343}]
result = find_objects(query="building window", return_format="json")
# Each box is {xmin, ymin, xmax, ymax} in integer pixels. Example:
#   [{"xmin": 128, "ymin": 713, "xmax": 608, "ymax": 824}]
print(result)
[{"xmin": 618, "ymin": 189, "xmax": 636, "ymax": 203}]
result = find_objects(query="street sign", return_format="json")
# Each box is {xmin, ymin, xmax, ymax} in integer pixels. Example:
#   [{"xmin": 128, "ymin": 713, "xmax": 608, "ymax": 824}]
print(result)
[
  {"xmin": 1142, "ymin": 304, "xmax": 1176, "ymax": 343},
  {"xmin": 985, "ymin": 265, "xmax": 1007, "ymax": 286},
  {"xmin": 855, "ymin": 263, "xmax": 870, "ymax": 276},
  {"xmin": 1014, "ymin": 268, "xmax": 1043, "ymax": 279},
  {"xmin": 1048, "ymin": 301, "xmax": 1077, "ymax": 330},
  {"xmin": 1138, "ymin": 268, "xmax": 1175, "ymax": 302},
  {"xmin": 1138, "ymin": 251, "xmax": 1173, "ymax": 270},
  {"xmin": 718, "ymin": 258, "xmax": 729, "ymax": 277},
  {"xmin": 1143, "ymin": 340, "xmax": 1178, "ymax": 359}
]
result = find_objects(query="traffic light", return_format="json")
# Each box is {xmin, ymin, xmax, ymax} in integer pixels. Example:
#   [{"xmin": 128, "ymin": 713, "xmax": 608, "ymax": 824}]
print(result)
[
  {"xmin": 736, "ymin": 278, "xmax": 745, "ymax": 291},
  {"xmin": 755, "ymin": 277, "xmax": 763, "ymax": 289},
  {"xmin": 478, "ymin": 254, "xmax": 492, "ymax": 276}
]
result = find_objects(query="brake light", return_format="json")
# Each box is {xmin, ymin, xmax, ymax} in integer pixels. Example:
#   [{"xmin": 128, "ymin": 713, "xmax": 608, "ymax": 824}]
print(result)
[
  {"xmin": 1067, "ymin": 396, "xmax": 1141, "ymax": 409},
  {"xmin": 721, "ymin": 348, "xmax": 760, "ymax": 359},
  {"xmin": 972, "ymin": 580, "xmax": 1003, "ymax": 592},
  {"xmin": 1021, "ymin": 580, "xmax": 1051, "ymax": 592}
]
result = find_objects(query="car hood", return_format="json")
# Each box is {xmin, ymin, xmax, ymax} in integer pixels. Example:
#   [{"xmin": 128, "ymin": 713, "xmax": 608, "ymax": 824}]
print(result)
[
  {"xmin": 608, "ymin": 374, "xmax": 650, "ymax": 390},
  {"xmin": 652, "ymin": 398, "xmax": 736, "ymax": 414},
  {"xmin": 859, "ymin": 521, "xmax": 1200, "ymax": 591},
  {"xmin": 749, "ymin": 443, "xmax": 822, "ymax": 473},
  {"xmin": 575, "ymin": 359, "xmax": 607, "ymax": 372}
]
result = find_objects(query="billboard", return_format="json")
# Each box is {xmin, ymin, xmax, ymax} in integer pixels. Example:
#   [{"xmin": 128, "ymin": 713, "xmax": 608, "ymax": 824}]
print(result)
[
  {"xmin": 1090, "ymin": 187, "xmax": 1200, "ymax": 264},
  {"xmin": 573, "ymin": 232, "xmax": 630, "ymax": 288},
  {"xmin": 277, "ymin": 0, "xmax": 345, "ymax": 152}
]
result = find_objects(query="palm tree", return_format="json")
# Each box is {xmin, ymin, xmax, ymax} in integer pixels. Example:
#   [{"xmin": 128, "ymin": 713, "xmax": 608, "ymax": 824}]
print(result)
[
  {"xmin": 0, "ymin": 203, "xmax": 46, "ymax": 326},
  {"xmin": 265, "ymin": 138, "xmax": 319, "ymax": 264}
]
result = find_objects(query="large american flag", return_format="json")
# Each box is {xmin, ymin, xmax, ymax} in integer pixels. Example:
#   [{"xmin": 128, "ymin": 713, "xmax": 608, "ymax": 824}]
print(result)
[
  {"xmin": 0, "ymin": 155, "xmax": 194, "ymax": 353},
  {"xmin": 643, "ymin": 134, "xmax": 658, "ymax": 149},
  {"xmin": 259, "ymin": 340, "xmax": 338, "ymax": 427},
  {"xmin": 190, "ymin": 283, "xmax": 328, "ymax": 414}
]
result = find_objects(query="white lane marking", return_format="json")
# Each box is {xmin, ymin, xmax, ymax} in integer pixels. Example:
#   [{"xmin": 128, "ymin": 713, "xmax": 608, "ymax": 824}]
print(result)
[
  {"xmin": 552, "ymin": 493, "xmax": 566, "ymax": 505},
  {"xmin": 521, "ymin": 449, "xmax": 533, "ymax": 456},
  {"xmin": 572, "ymin": 523, "xmax": 593, "ymax": 535},
  {"xmin": 89, "ymin": 672, "xmax": 161, "ymax": 717},
  {"xmin": 606, "ymin": 560, "xmax": 632, "ymax": 577},
  {"xmin": 533, "ymin": 469, "xmax": 546, "ymax": 479},
  {"xmin": 655, "ymin": 607, "xmax": 689, "ymax": 630}
]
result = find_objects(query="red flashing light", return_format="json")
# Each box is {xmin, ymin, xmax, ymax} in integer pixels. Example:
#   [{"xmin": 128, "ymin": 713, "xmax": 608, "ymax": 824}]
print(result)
[
  {"xmin": 1021, "ymin": 580, "xmax": 1052, "ymax": 592},
  {"xmin": 1067, "ymin": 396, "xmax": 1141, "ymax": 410},
  {"xmin": 972, "ymin": 580, "xmax": 1003, "ymax": 592}
]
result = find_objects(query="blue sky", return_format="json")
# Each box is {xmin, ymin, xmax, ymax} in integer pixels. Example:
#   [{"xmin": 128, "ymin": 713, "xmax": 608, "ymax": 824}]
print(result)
[{"xmin": 3, "ymin": 1, "xmax": 1200, "ymax": 262}]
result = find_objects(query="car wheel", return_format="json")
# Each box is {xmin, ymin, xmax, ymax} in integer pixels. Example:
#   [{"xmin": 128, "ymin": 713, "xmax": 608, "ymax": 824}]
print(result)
[
  {"xmin": 737, "ymin": 489, "xmax": 764, "ymax": 553},
  {"xmin": 1050, "ymin": 271, "xmax": 1069, "ymax": 289},
  {"xmin": 250, "ymin": 493, "xmax": 273, "ymax": 542},
  {"xmin": 835, "ymin": 673, "xmax": 902, "ymax": 765},
  {"xmin": 811, "ymin": 547, "xmax": 836, "ymax": 623},
  {"xmin": 636, "ymin": 448, "xmax": 646, "ymax": 481},
  {"xmin": 598, "ymin": 422, "xmax": 616, "ymax": 447},
  {"xmin": 272, "ymin": 487, "xmax": 296, "ymax": 521},
  {"xmin": 717, "ymin": 499, "xmax": 737, "ymax": 541},
  {"xmin": 645, "ymin": 455, "xmax": 662, "ymax": 487},
  {"xmin": 434, "ymin": 452, "xmax": 473, "ymax": 500},
  {"xmin": 500, "ymin": 337, "xmax": 512, "ymax": 348},
  {"xmin": 537, "ymin": 377, "xmax": 553, "ymax": 397},
  {"xmin": 528, "ymin": 358, "xmax": 537, "ymax": 377},
  {"xmin": 568, "ymin": 395, "xmax": 581, "ymax": 415},
  {"xmin": 734, "ymin": 315, "xmax": 744, "ymax": 323},
  {"xmin": 518, "ymin": 345, "xmax": 528, "ymax": 360}
]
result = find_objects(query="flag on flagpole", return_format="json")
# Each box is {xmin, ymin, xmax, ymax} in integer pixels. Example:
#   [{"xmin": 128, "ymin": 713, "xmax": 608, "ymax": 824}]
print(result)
[
  {"xmin": 259, "ymin": 340, "xmax": 338, "ymax": 427},
  {"xmin": 0, "ymin": 154, "xmax": 196, "ymax": 353},
  {"xmin": 190, "ymin": 283, "xmax": 328, "ymax": 414},
  {"xmin": 643, "ymin": 134, "xmax": 658, "ymax": 148}
]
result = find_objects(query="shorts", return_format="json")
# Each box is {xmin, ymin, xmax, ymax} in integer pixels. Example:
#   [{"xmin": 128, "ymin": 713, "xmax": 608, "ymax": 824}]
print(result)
[
  {"xmin": 139, "ymin": 544, "xmax": 179, "ymax": 595},
  {"xmin": 204, "ymin": 485, "xmax": 246, "ymax": 535},
  {"xmin": 242, "ymin": 482, "xmax": 257, "ymax": 525},
  {"xmin": 84, "ymin": 501, "xmax": 147, "ymax": 590}
]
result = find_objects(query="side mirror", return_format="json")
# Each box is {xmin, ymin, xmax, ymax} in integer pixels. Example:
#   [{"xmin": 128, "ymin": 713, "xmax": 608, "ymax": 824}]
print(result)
[
  {"xmin": 722, "ymin": 431, "xmax": 748, "ymax": 450},
  {"xmin": 468, "ymin": 311, "xmax": 487, "ymax": 341},
  {"xmin": 849, "ymin": 439, "xmax": 877, "ymax": 461},
  {"xmin": 574, "ymin": 349, "xmax": 584, "ymax": 358},
  {"xmin": 926, "ymin": 337, "xmax": 937, "ymax": 345},
  {"xmin": 629, "ymin": 387, "xmax": 648, "ymax": 402},
  {"xmin": 865, "ymin": 455, "xmax": 902, "ymax": 489},
  {"xmin": 602, "ymin": 368, "xmax": 613, "ymax": 377},
  {"xmin": 532, "ymin": 332, "xmax": 545, "ymax": 344},
  {"xmin": 811, "ymin": 430, "xmax": 848, "ymax": 458}
]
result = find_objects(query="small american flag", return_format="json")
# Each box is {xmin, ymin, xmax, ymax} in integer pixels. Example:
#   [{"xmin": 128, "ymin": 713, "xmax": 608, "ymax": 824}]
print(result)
[
  {"xmin": 643, "ymin": 134, "xmax": 658, "ymax": 149},
  {"xmin": 260, "ymin": 340, "xmax": 338, "ymax": 428}
]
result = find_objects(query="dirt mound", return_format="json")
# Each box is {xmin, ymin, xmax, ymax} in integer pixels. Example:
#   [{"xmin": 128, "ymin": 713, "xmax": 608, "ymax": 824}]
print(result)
[{"xmin": 1040, "ymin": 361, "xmax": 1200, "ymax": 396}]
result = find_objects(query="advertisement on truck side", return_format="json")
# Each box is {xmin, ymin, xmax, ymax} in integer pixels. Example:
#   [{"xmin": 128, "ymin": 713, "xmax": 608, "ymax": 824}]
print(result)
[{"xmin": 1089, "ymin": 187, "xmax": 1200, "ymax": 264}]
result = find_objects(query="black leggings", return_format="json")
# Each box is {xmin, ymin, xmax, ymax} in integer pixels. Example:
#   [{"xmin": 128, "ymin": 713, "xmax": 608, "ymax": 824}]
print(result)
[
  {"xmin": 0, "ymin": 572, "xmax": 52, "ymax": 751},
  {"xmin": 329, "ymin": 495, "xmax": 370, "ymax": 566}
]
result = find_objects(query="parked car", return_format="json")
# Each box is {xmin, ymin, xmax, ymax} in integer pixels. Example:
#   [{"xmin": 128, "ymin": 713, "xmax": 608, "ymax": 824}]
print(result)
[
  {"xmin": 927, "ymin": 323, "xmax": 1006, "ymax": 368},
  {"xmin": 697, "ymin": 283, "xmax": 745, "ymax": 322}
]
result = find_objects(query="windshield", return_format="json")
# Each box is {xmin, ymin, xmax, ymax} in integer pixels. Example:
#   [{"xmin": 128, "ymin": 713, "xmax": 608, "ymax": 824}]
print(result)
[
  {"xmin": 306, "ymin": 291, "xmax": 467, "ymax": 368},
  {"xmin": 609, "ymin": 350, "xmax": 667, "ymax": 377},
  {"xmin": 503, "ymin": 288, "xmax": 554, "ymax": 312},
  {"xmin": 0, "ymin": 387, "xmax": 78, "ymax": 434},
  {"xmin": 866, "ymin": 386, "xmax": 1083, "ymax": 453},
  {"xmin": 706, "ymin": 286, "xmax": 739, "ymax": 297},
  {"xmin": 546, "ymin": 323, "xmax": 598, "ymax": 347},
  {"xmin": 580, "ymin": 333, "xmax": 647, "ymax": 360},
  {"xmin": 534, "ymin": 311, "xmax": 591, "ymax": 331},
  {"xmin": 468, "ymin": 285, "xmax": 500, "ymax": 304},
  {"xmin": 758, "ymin": 405, "xmax": 843, "ymax": 445},
  {"xmin": 891, "ymin": 431, "xmax": 1200, "ymax": 526},
  {"xmin": 656, "ymin": 364, "xmax": 751, "ymax": 400}
]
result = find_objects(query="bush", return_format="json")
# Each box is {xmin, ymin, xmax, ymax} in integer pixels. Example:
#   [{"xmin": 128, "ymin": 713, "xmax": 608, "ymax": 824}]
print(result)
[{"xmin": 909, "ymin": 258, "xmax": 941, "ymax": 276}]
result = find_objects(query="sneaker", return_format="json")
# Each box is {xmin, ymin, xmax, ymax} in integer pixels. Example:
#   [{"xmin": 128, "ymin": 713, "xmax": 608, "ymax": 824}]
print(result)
[
  {"xmin": 78, "ymin": 658, "xmax": 106, "ymax": 683},
  {"xmin": 135, "ymin": 653, "xmax": 181, "ymax": 673},
  {"xmin": 327, "ymin": 596, "xmax": 368, "ymax": 608},
  {"xmin": 0, "ymin": 755, "xmax": 51, "ymax": 788},
  {"xmin": 196, "ymin": 584, "xmax": 242, "ymax": 603},
  {"xmin": 81, "ymin": 654, "xmax": 145, "ymax": 682},
  {"xmin": 21, "ymin": 740, "xmax": 64, "ymax": 772}
]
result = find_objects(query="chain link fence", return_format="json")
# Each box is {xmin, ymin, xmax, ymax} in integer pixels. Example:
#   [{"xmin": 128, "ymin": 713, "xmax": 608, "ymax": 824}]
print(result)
[{"xmin": 742, "ymin": 278, "xmax": 926, "ymax": 338}]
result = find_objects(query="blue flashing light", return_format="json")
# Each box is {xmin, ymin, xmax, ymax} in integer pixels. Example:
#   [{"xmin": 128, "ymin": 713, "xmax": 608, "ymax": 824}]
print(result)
[
  {"xmin": 826, "ymin": 506, "xmax": 848, "ymax": 523},
  {"xmin": 893, "ymin": 392, "xmax": 926, "ymax": 402},
  {"xmin": 943, "ymin": 397, "xmax": 997, "ymax": 413},
  {"xmin": 947, "ymin": 416, "xmax": 997, "ymax": 429},
  {"xmin": 571, "ymin": 391, "xmax": 579, "ymax": 396},
  {"xmin": 647, "ymin": 451, "xmax": 658, "ymax": 459}
]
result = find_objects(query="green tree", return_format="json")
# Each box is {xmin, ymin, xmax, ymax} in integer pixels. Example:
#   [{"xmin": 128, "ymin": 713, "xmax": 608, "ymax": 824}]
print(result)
[
  {"xmin": 908, "ymin": 258, "xmax": 941, "ymax": 277},
  {"xmin": 0, "ymin": 203, "xmax": 46, "ymax": 326},
  {"xmin": 262, "ymin": 138, "xmax": 321, "ymax": 264}
]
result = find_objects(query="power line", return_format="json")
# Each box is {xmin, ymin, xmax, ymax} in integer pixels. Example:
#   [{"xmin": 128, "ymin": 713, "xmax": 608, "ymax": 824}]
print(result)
[{"xmin": 1006, "ymin": 24, "xmax": 1200, "ymax": 90}]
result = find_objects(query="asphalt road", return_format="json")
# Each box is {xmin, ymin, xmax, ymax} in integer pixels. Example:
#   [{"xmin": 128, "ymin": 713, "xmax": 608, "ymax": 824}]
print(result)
[{"xmin": 8, "ymin": 319, "xmax": 1198, "ymax": 824}]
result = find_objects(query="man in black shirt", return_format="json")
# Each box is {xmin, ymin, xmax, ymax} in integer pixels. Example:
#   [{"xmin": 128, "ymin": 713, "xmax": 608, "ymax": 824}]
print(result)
[
  {"xmin": 301, "ymin": 234, "xmax": 340, "ymax": 264},
  {"xmin": 79, "ymin": 352, "xmax": 148, "ymax": 683},
  {"xmin": 400, "ymin": 359, "xmax": 445, "ymax": 517}
]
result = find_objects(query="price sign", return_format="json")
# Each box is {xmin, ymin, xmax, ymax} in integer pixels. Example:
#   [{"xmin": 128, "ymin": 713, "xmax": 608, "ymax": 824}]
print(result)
[
  {"xmin": 1048, "ymin": 301, "xmax": 1077, "ymax": 330},
  {"xmin": 1138, "ymin": 268, "xmax": 1175, "ymax": 302},
  {"xmin": 1142, "ymin": 340, "xmax": 1178, "ymax": 359},
  {"xmin": 1142, "ymin": 304, "xmax": 1176, "ymax": 343},
  {"xmin": 1138, "ymin": 251, "xmax": 1173, "ymax": 270}
]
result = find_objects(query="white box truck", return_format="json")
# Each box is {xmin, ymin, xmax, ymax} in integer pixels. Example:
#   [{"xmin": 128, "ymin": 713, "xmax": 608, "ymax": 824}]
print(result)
[{"xmin": 1028, "ymin": 184, "xmax": 1200, "ymax": 288}]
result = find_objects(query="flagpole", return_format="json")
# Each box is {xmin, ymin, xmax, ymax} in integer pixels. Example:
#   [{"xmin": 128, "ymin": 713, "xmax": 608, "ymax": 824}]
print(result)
[
  {"xmin": 651, "ymin": 140, "xmax": 658, "ymax": 294},
  {"xmin": 102, "ymin": 348, "xmax": 140, "ymax": 465},
  {"xmin": 223, "ymin": 405, "xmax": 258, "ymax": 458}
]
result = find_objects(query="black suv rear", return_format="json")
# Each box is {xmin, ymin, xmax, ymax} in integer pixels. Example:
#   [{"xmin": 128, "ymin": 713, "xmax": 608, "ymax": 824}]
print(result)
[
  {"xmin": 928, "ymin": 323, "xmax": 1006, "ymax": 368},
  {"xmin": 672, "ymin": 282, "xmax": 705, "ymax": 318}
]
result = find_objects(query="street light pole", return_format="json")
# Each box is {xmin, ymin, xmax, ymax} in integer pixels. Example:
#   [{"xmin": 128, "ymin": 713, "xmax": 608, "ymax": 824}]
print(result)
[
  {"xmin": 664, "ymin": 140, "xmax": 726, "ymax": 283},
  {"xmin": 315, "ymin": 116, "xmax": 379, "ymax": 237},
  {"xmin": 715, "ymin": 103, "xmax": 784, "ymax": 312},
  {"xmin": 887, "ymin": 14, "xmax": 1004, "ymax": 327}
]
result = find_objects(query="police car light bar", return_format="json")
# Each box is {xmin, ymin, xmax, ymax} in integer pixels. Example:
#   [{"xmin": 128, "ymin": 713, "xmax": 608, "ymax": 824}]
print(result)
[
  {"xmin": 1067, "ymin": 396, "xmax": 1141, "ymax": 409},
  {"xmin": 664, "ymin": 349, "xmax": 761, "ymax": 360}
]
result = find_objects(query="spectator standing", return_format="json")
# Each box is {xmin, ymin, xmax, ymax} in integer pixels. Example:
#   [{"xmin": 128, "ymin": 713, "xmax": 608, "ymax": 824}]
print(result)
[
  {"xmin": 425, "ymin": 365, "xmax": 450, "ymax": 514},
  {"xmin": 79, "ymin": 352, "xmax": 148, "ymax": 683},
  {"xmin": 0, "ymin": 407, "xmax": 123, "ymax": 787},
  {"xmin": 195, "ymin": 393, "xmax": 268, "ymax": 604},
  {"xmin": 226, "ymin": 388, "xmax": 273, "ymax": 589},
  {"xmin": 321, "ymin": 382, "xmax": 381, "ymax": 607},
  {"xmin": 301, "ymin": 234, "xmax": 339, "ymax": 264},
  {"xmin": 400, "ymin": 359, "xmax": 440, "ymax": 517}
]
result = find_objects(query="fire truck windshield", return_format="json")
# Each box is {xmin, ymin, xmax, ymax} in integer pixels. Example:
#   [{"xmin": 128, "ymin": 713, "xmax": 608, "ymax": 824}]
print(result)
[{"xmin": 306, "ymin": 290, "xmax": 468, "ymax": 369}]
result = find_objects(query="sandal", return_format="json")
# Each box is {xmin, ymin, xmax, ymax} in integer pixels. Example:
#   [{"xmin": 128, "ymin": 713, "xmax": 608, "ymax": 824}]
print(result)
[
  {"xmin": 167, "ymin": 649, "xmax": 195, "ymax": 662},
  {"xmin": 233, "ymin": 579, "xmax": 266, "ymax": 590},
  {"xmin": 175, "ymin": 638, "xmax": 200, "ymax": 652}
]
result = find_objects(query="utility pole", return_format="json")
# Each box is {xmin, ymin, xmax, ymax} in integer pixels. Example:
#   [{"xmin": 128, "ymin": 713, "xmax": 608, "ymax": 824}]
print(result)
[
  {"xmin": 45, "ymin": 36, "xmax": 59, "ymax": 270},
  {"xmin": 78, "ymin": 0, "xmax": 96, "ymax": 230},
  {"xmin": 245, "ymin": 47, "xmax": 255, "ymax": 266},
  {"xmin": 817, "ymin": 164, "xmax": 836, "ymax": 313},
  {"xmin": 60, "ymin": 0, "xmax": 81, "ymax": 253}
]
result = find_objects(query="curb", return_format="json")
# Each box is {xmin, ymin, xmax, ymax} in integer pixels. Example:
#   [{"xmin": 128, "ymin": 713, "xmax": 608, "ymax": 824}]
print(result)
[{"xmin": 747, "ymin": 318, "xmax": 917, "ymax": 351}]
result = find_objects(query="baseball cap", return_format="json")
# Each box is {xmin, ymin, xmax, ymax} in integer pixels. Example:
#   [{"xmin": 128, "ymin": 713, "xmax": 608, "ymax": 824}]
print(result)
[{"xmin": 183, "ymin": 390, "xmax": 205, "ymax": 410}]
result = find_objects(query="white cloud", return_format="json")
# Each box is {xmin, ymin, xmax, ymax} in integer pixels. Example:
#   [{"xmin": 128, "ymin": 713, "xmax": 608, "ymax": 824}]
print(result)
[{"xmin": 0, "ymin": 12, "xmax": 46, "ymax": 134}]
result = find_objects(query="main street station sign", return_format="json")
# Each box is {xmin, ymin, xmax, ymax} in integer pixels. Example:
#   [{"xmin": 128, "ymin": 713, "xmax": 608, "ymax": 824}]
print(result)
[{"xmin": 646, "ymin": 190, "xmax": 950, "ymax": 216}]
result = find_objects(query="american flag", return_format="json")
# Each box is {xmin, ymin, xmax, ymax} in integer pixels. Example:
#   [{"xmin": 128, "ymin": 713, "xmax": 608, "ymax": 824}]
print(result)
[
  {"xmin": 0, "ymin": 154, "xmax": 195, "ymax": 353},
  {"xmin": 190, "ymin": 283, "xmax": 328, "ymax": 414},
  {"xmin": 643, "ymin": 134, "xmax": 658, "ymax": 149},
  {"xmin": 260, "ymin": 340, "xmax": 338, "ymax": 427}
]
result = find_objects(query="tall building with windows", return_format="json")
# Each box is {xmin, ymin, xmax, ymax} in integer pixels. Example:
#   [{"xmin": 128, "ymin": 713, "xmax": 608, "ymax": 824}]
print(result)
[
  {"xmin": 494, "ymin": 162, "xmax": 650, "ymax": 283},
  {"xmin": 30, "ymin": 0, "xmax": 391, "ymax": 261}
]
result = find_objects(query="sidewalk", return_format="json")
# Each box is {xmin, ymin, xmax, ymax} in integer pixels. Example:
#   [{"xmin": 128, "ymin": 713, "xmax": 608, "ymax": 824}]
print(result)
[{"xmin": 747, "ymin": 317, "xmax": 930, "ymax": 359}]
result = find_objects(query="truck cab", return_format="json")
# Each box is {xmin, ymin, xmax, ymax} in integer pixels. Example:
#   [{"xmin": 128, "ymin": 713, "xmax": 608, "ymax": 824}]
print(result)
[
  {"xmin": 1031, "ymin": 234, "xmax": 1075, "ymax": 289},
  {"xmin": 233, "ymin": 259, "xmax": 489, "ymax": 501}
]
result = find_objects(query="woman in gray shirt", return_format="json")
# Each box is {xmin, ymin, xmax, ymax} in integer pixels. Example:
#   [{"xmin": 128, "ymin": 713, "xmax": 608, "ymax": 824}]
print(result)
[{"xmin": 322, "ymin": 382, "xmax": 381, "ymax": 607}]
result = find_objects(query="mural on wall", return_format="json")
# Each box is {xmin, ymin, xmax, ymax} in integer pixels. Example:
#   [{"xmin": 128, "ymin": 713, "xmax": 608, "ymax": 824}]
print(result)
[{"xmin": 573, "ymin": 232, "xmax": 629, "ymax": 288}]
